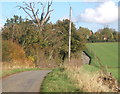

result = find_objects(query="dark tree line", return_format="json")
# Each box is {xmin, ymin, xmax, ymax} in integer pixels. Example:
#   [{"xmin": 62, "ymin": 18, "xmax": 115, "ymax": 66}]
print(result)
[
  {"xmin": 2, "ymin": 2, "xmax": 119, "ymax": 68},
  {"xmin": 2, "ymin": 14, "xmax": 119, "ymax": 68},
  {"xmin": 2, "ymin": 15, "xmax": 85, "ymax": 67},
  {"xmin": 77, "ymin": 27, "xmax": 119, "ymax": 43}
]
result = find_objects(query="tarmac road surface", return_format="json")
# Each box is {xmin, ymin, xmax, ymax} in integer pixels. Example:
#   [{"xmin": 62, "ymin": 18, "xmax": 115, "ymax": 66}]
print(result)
[{"xmin": 2, "ymin": 70, "xmax": 51, "ymax": 92}]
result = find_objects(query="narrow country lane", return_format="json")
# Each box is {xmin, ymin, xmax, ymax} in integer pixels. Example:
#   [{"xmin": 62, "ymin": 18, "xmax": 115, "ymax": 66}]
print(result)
[{"xmin": 1, "ymin": 70, "xmax": 51, "ymax": 92}]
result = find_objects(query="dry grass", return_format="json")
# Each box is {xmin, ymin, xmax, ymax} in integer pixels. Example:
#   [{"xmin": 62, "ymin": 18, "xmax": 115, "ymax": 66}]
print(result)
[
  {"xmin": 1, "ymin": 60, "xmax": 35, "ymax": 77},
  {"xmin": 2, "ymin": 59, "xmax": 35, "ymax": 70},
  {"xmin": 63, "ymin": 60, "xmax": 118, "ymax": 92}
]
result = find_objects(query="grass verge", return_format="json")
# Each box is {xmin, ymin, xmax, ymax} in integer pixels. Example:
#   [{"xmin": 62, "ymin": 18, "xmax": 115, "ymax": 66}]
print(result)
[
  {"xmin": 64, "ymin": 63, "xmax": 118, "ymax": 92},
  {"xmin": 84, "ymin": 43, "xmax": 119, "ymax": 82},
  {"xmin": 84, "ymin": 48, "xmax": 119, "ymax": 82},
  {"xmin": 41, "ymin": 68, "xmax": 81, "ymax": 92}
]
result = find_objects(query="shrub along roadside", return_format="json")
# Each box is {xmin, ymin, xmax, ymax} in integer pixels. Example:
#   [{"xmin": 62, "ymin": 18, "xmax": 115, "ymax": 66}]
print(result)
[
  {"xmin": 40, "ymin": 68, "xmax": 81, "ymax": 92},
  {"xmin": 64, "ymin": 64, "xmax": 118, "ymax": 92}
]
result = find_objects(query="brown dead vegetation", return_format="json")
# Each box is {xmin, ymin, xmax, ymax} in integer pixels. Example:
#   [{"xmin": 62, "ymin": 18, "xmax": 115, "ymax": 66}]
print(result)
[
  {"xmin": 2, "ymin": 40, "xmax": 35, "ymax": 70},
  {"xmin": 2, "ymin": 59, "xmax": 35, "ymax": 70},
  {"xmin": 64, "ymin": 61, "xmax": 119, "ymax": 92}
]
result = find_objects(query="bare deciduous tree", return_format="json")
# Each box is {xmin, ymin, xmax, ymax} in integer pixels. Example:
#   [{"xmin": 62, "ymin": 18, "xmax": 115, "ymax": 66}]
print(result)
[{"xmin": 17, "ymin": 1, "xmax": 53, "ymax": 31}]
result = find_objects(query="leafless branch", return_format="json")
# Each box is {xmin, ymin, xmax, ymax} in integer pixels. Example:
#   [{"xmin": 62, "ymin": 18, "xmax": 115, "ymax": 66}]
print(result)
[
  {"xmin": 32, "ymin": 2, "xmax": 35, "ymax": 8},
  {"xmin": 23, "ymin": 2, "xmax": 30, "ymax": 8},
  {"xmin": 36, "ymin": 9, "xmax": 39, "ymax": 16},
  {"xmin": 41, "ymin": 1, "xmax": 54, "ymax": 25},
  {"xmin": 17, "ymin": 1, "xmax": 53, "ymax": 31},
  {"xmin": 38, "ymin": 2, "xmax": 43, "ymax": 6},
  {"xmin": 25, "ymin": 7, "xmax": 32, "ymax": 11},
  {"xmin": 16, "ymin": 6, "xmax": 34, "ymax": 21}
]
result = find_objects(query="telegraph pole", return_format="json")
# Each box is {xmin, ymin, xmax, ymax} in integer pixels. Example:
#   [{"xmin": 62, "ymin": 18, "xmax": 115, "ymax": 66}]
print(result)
[{"xmin": 68, "ymin": 6, "xmax": 72, "ymax": 62}]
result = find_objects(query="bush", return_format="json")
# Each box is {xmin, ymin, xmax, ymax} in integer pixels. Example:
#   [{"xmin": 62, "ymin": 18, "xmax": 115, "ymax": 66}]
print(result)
[
  {"xmin": 2, "ymin": 40, "xmax": 35, "ymax": 69},
  {"xmin": 2, "ymin": 40, "xmax": 26, "ymax": 62}
]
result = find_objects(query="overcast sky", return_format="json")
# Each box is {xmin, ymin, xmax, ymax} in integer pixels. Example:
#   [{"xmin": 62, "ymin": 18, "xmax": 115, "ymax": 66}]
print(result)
[{"xmin": 0, "ymin": 0, "xmax": 119, "ymax": 32}]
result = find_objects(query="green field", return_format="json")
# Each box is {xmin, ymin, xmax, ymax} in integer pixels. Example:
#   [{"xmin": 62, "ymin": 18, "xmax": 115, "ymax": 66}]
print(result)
[
  {"xmin": 87, "ymin": 42, "xmax": 118, "ymax": 68},
  {"xmin": 86, "ymin": 42, "xmax": 119, "ymax": 81}
]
